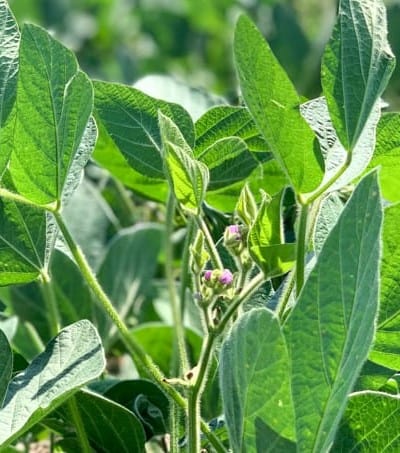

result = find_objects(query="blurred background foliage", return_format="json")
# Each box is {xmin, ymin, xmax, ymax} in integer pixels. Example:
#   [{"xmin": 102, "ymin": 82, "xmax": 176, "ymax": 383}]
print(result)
[{"xmin": 9, "ymin": 0, "xmax": 400, "ymax": 108}]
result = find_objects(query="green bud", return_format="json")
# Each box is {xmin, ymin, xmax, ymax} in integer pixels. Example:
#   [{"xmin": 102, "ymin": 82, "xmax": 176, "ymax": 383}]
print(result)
[
  {"xmin": 236, "ymin": 183, "xmax": 259, "ymax": 226},
  {"xmin": 190, "ymin": 230, "xmax": 209, "ymax": 274}
]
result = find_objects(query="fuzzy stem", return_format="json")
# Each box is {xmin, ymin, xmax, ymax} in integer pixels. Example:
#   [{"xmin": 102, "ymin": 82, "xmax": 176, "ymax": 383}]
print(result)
[
  {"xmin": 295, "ymin": 204, "xmax": 309, "ymax": 297},
  {"xmin": 67, "ymin": 396, "xmax": 92, "ymax": 453},
  {"xmin": 39, "ymin": 271, "xmax": 61, "ymax": 337},
  {"xmin": 196, "ymin": 216, "xmax": 223, "ymax": 270}
]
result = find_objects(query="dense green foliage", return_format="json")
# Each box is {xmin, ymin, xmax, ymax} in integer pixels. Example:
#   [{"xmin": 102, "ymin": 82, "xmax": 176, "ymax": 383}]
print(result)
[{"xmin": 0, "ymin": 0, "xmax": 400, "ymax": 452}]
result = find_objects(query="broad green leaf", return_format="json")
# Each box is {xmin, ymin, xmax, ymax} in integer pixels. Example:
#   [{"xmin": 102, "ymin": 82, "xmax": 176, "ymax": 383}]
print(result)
[
  {"xmin": 0, "ymin": 330, "xmax": 12, "ymax": 407},
  {"xmin": 220, "ymin": 308, "xmax": 295, "ymax": 452},
  {"xmin": 194, "ymin": 105, "xmax": 268, "ymax": 155},
  {"xmin": 159, "ymin": 112, "xmax": 209, "ymax": 215},
  {"xmin": 96, "ymin": 224, "xmax": 163, "ymax": 345},
  {"xmin": 9, "ymin": 24, "xmax": 93, "ymax": 205},
  {"xmin": 0, "ymin": 320, "xmax": 105, "ymax": 447},
  {"xmin": 198, "ymin": 136, "xmax": 261, "ymax": 190},
  {"xmin": 0, "ymin": 198, "xmax": 47, "ymax": 285},
  {"xmin": 94, "ymin": 80, "xmax": 194, "ymax": 179},
  {"xmin": 370, "ymin": 204, "xmax": 400, "ymax": 370},
  {"xmin": 249, "ymin": 190, "xmax": 296, "ymax": 277},
  {"xmin": 234, "ymin": 15, "xmax": 323, "ymax": 194},
  {"xmin": 135, "ymin": 74, "xmax": 226, "ymax": 121},
  {"xmin": 285, "ymin": 171, "xmax": 382, "ymax": 453},
  {"xmin": 93, "ymin": 119, "xmax": 168, "ymax": 203},
  {"xmin": 0, "ymin": 317, "xmax": 17, "ymax": 342},
  {"xmin": 0, "ymin": 0, "xmax": 19, "ymax": 176},
  {"xmin": 300, "ymin": 96, "xmax": 381, "ymax": 193},
  {"xmin": 367, "ymin": 113, "xmax": 400, "ymax": 202},
  {"xmin": 334, "ymin": 391, "xmax": 400, "ymax": 451},
  {"xmin": 321, "ymin": 0, "xmax": 395, "ymax": 151},
  {"xmin": 354, "ymin": 361, "xmax": 394, "ymax": 392},
  {"xmin": 56, "ymin": 389, "xmax": 146, "ymax": 452},
  {"xmin": 102, "ymin": 379, "xmax": 169, "ymax": 438}
]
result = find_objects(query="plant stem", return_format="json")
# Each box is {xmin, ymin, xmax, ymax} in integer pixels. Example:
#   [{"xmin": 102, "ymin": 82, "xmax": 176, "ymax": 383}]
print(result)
[
  {"xmin": 169, "ymin": 400, "xmax": 180, "ymax": 453},
  {"xmin": 165, "ymin": 193, "xmax": 189, "ymax": 374},
  {"xmin": 0, "ymin": 187, "xmax": 56, "ymax": 211},
  {"xmin": 276, "ymin": 270, "xmax": 296, "ymax": 321},
  {"xmin": 39, "ymin": 271, "xmax": 61, "ymax": 337},
  {"xmin": 67, "ymin": 396, "xmax": 92, "ymax": 453},
  {"xmin": 188, "ymin": 330, "xmax": 216, "ymax": 453},
  {"xmin": 196, "ymin": 216, "xmax": 223, "ymax": 270},
  {"xmin": 295, "ymin": 203, "xmax": 309, "ymax": 297},
  {"xmin": 52, "ymin": 211, "xmax": 225, "ymax": 452}
]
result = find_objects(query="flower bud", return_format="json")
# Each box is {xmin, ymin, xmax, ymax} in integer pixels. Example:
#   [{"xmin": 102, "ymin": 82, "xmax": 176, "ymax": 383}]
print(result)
[{"xmin": 219, "ymin": 269, "xmax": 233, "ymax": 285}]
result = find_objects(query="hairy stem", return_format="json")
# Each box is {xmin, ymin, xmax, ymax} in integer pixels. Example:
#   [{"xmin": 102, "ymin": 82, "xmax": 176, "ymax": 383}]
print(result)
[
  {"xmin": 67, "ymin": 396, "xmax": 92, "ymax": 453},
  {"xmin": 39, "ymin": 271, "xmax": 61, "ymax": 337},
  {"xmin": 295, "ymin": 203, "xmax": 309, "ymax": 297},
  {"xmin": 165, "ymin": 194, "xmax": 189, "ymax": 374},
  {"xmin": 196, "ymin": 216, "xmax": 223, "ymax": 270}
]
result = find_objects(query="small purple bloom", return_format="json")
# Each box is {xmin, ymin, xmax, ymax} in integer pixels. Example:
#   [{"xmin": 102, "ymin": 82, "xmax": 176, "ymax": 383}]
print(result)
[
  {"xmin": 204, "ymin": 270, "xmax": 212, "ymax": 281},
  {"xmin": 219, "ymin": 269, "xmax": 233, "ymax": 285},
  {"xmin": 228, "ymin": 225, "xmax": 240, "ymax": 234}
]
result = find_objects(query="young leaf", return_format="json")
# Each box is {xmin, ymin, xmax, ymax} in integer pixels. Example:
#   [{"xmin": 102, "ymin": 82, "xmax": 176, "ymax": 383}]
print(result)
[
  {"xmin": 220, "ymin": 308, "xmax": 296, "ymax": 452},
  {"xmin": 0, "ymin": 198, "xmax": 47, "ymax": 285},
  {"xmin": 9, "ymin": 24, "xmax": 94, "ymax": 205},
  {"xmin": 321, "ymin": 0, "xmax": 395, "ymax": 151},
  {"xmin": 313, "ymin": 193, "xmax": 343, "ymax": 255},
  {"xmin": 94, "ymin": 81, "xmax": 195, "ymax": 179},
  {"xmin": 0, "ymin": 330, "xmax": 12, "ymax": 408},
  {"xmin": 248, "ymin": 190, "xmax": 296, "ymax": 278},
  {"xmin": 334, "ymin": 391, "xmax": 400, "ymax": 451},
  {"xmin": 370, "ymin": 204, "xmax": 400, "ymax": 370},
  {"xmin": 0, "ymin": 320, "xmax": 105, "ymax": 448},
  {"xmin": 367, "ymin": 113, "xmax": 400, "ymax": 202},
  {"xmin": 234, "ymin": 15, "xmax": 323, "ymax": 194},
  {"xmin": 285, "ymin": 171, "xmax": 382, "ymax": 453},
  {"xmin": 0, "ymin": 0, "xmax": 19, "ymax": 176},
  {"xmin": 159, "ymin": 112, "xmax": 209, "ymax": 215}
]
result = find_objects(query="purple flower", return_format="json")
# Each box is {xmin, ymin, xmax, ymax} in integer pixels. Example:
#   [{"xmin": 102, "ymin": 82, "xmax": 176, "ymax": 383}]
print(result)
[
  {"xmin": 219, "ymin": 269, "xmax": 233, "ymax": 285},
  {"xmin": 204, "ymin": 270, "xmax": 212, "ymax": 281},
  {"xmin": 228, "ymin": 225, "xmax": 240, "ymax": 234}
]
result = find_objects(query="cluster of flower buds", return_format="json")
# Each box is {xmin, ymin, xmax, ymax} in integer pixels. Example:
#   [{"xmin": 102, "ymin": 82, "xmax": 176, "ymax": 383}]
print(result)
[{"xmin": 200, "ymin": 268, "xmax": 235, "ymax": 302}]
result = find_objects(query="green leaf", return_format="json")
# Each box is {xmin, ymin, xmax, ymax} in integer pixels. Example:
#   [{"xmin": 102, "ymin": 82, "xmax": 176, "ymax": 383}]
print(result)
[
  {"xmin": 159, "ymin": 112, "xmax": 209, "ymax": 215},
  {"xmin": 0, "ymin": 330, "xmax": 12, "ymax": 407},
  {"xmin": 321, "ymin": 0, "xmax": 395, "ymax": 151},
  {"xmin": 300, "ymin": 96, "xmax": 381, "ymax": 192},
  {"xmin": 313, "ymin": 193, "xmax": 343, "ymax": 254},
  {"xmin": 198, "ymin": 136, "xmax": 261, "ymax": 190},
  {"xmin": 102, "ymin": 379, "xmax": 169, "ymax": 438},
  {"xmin": 285, "ymin": 171, "xmax": 382, "ymax": 453},
  {"xmin": 220, "ymin": 308, "xmax": 295, "ymax": 452},
  {"xmin": 0, "ymin": 320, "xmax": 105, "ymax": 447},
  {"xmin": 248, "ymin": 190, "xmax": 296, "ymax": 277},
  {"xmin": 96, "ymin": 224, "xmax": 163, "ymax": 345},
  {"xmin": 0, "ymin": 198, "xmax": 47, "ymax": 285},
  {"xmin": 0, "ymin": 0, "xmax": 19, "ymax": 176},
  {"xmin": 94, "ymin": 80, "xmax": 194, "ymax": 179},
  {"xmin": 93, "ymin": 119, "xmax": 168, "ymax": 203},
  {"xmin": 334, "ymin": 391, "xmax": 400, "ymax": 451},
  {"xmin": 9, "ymin": 24, "xmax": 94, "ymax": 205},
  {"xmin": 57, "ymin": 389, "xmax": 146, "ymax": 452},
  {"xmin": 194, "ymin": 105, "xmax": 268, "ymax": 155},
  {"xmin": 370, "ymin": 204, "xmax": 400, "ymax": 370},
  {"xmin": 234, "ymin": 15, "xmax": 323, "ymax": 194},
  {"xmin": 135, "ymin": 74, "xmax": 226, "ymax": 121},
  {"xmin": 367, "ymin": 113, "xmax": 400, "ymax": 202}
]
